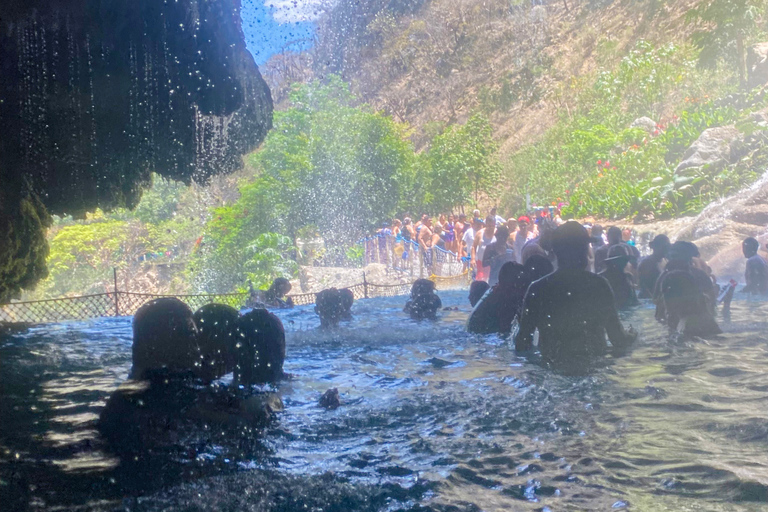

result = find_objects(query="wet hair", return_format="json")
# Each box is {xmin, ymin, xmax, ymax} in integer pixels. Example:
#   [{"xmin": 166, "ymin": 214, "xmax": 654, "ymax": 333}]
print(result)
[
  {"xmin": 315, "ymin": 288, "xmax": 346, "ymax": 328},
  {"xmin": 592, "ymin": 224, "xmax": 604, "ymax": 237},
  {"xmin": 495, "ymin": 225, "xmax": 510, "ymax": 242},
  {"xmin": 649, "ymin": 234, "xmax": 671, "ymax": 255},
  {"xmin": 607, "ymin": 226, "xmax": 622, "ymax": 244},
  {"xmin": 406, "ymin": 279, "xmax": 441, "ymax": 320},
  {"xmin": 498, "ymin": 261, "xmax": 527, "ymax": 287},
  {"xmin": 266, "ymin": 277, "xmax": 291, "ymax": 300},
  {"xmin": 339, "ymin": 288, "xmax": 354, "ymax": 320},
  {"xmin": 744, "ymin": 237, "xmax": 760, "ymax": 255},
  {"xmin": 410, "ymin": 278, "xmax": 436, "ymax": 298},
  {"xmin": 552, "ymin": 221, "xmax": 590, "ymax": 269},
  {"xmin": 404, "ymin": 217, "xmax": 412, "ymax": 225},
  {"xmin": 524, "ymin": 254, "xmax": 554, "ymax": 281},
  {"xmin": 668, "ymin": 241, "xmax": 699, "ymax": 262},
  {"xmin": 236, "ymin": 309, "xmax": 286, "ymax": 384},
  {"xmin": 469, "ymin": 280, "xmax": 491, "ymax": 307}
]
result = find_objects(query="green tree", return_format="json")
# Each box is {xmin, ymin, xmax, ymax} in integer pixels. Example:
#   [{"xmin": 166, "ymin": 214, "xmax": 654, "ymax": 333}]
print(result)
[
  {"xmin": 252, "ymin": 76, "xmax": 416, "ymax": 244},
  {"xmin": 687, "ymin": 0, "xmax": 766, "ymax": 88},
  {"xmin": 426, "ymin": 114, "xmax": 501, "ymax": 211}
]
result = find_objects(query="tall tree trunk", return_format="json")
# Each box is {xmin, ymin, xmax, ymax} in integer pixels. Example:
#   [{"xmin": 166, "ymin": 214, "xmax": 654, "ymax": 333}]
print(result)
[{"xmin": 737, "ymin": 32, "xmax": 747, "ymax": 89}]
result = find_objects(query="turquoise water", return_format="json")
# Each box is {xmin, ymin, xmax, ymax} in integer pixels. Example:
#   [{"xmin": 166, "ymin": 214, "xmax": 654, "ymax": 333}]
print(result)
[{"xmin": 2, "ymin": 291, "xmax": 768, "ymax": 511}]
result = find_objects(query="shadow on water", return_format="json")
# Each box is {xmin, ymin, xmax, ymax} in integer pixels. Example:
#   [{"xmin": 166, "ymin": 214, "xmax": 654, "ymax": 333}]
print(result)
[{"xmin": 3, "ymin": 292, "xmax": 768, "ymax": 510}]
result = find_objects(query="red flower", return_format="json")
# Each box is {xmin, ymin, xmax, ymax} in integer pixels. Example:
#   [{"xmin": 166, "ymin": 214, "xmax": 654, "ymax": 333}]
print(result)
[
  {"xmin": 597, "ymin": 160, "xmax": 602, "ymax": 165},
  {"xmin": 605, "ymin": 161, "xmax": 610, "ymax": 167},
  {"xmin": 565, "ymin": 190, "xmax": 570, "ymax": 194}
]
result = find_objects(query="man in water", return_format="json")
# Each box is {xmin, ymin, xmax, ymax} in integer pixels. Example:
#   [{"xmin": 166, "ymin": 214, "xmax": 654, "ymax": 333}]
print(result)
[
  {"xmin": 637, "ymin": 234, "xmax": 670, "ymax": 298},
  {"xmin": 594, "ymin": 226, "xmax": 640, "ymax": 274},
  {"xmin": 473, "ymin": 216, "xmax": 496, "ymax": 282},
  {"xmin": 654, "ymin": 241, "xmax": 721, "ymax": 336},
  {"xmin": 514, "ymin": 221, "xmax": 637, "ymax": 374},
  {"xmin": 599, "ymin": 245, "xmax": 639, "ymax": 310},
  {"xmin": 481, "ymin": 225, "xmax": 516, "ymax": 286},
  {"xmin": 742, "ymin": 237, "xmax": 768, "ymax": 295}
]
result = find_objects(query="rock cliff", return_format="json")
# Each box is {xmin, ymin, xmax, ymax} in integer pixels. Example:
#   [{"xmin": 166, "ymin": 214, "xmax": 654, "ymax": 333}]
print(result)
[{"xmin": 0, "ymin": 0, "xmax": 273, "ymax": 301}]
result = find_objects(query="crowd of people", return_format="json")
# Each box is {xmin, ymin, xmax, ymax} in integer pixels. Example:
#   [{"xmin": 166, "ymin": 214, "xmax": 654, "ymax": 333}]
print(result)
[
  {"xmin": 130, "ymin": 213, "xmax": 768, "ymax": 377},
  {"xmin": 112, "ymin": 220, "xmax": 768, "ymax": 448},
  {"xmin": 376, "ymin": 207, "xmax": 566, "ymax": 278}
]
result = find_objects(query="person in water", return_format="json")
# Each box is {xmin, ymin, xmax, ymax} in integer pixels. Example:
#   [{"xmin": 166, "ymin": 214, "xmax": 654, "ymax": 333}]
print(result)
[
  {"xmin": 594, "ymin": 226, "xmax": 640, "ymax": 274},
  {"xmin": 264, "ymin": 277, "xmax": 294, "ymax": 309},
  {"xmin": 514, "ymin": 221, "xmax": 637, "ymax": 374},
  {"xmin": 637, "ymin": 234, "xmax": 670, "ymax": 298},
  {"xmin": 481, "ymin": 225, "xmax": 516, "ymax": 287},
  {"xmin": 742, "ymin": 237, "xmax": 768, "ymax": 295},
  {"xmin": 315, "ymin": 288, "xmax": 348, "ymax": 328},
  {"xmin": 654, "ymin": 241, "xmax": 721, "ymax": 336},
  {"xmin": 339, "ymin": 288, "xmax": 354, "ymax": 321},
  {"xmin": 467, "ymin": 261, "xmax": 528, "ymax": 334},
  {"xmin": 404, "ymin": 279, "xmax": 442, "ymax": 320},
  {"xmin": 468, "ymin": 280, "xmax": 491, "ymax": 307},
  {"xmin": 599, "ymin": 244, "xmax": 639, "ymax": 310}
]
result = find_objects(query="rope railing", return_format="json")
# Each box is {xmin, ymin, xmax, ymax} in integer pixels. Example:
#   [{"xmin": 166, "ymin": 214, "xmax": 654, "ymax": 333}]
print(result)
[
  {"xmin": 0, "ymin": 273, "xmax": 468, "ymax": 326},
  {"xmin": 361, "ymin": 233, "xmax": 469, "ymax": 281}
]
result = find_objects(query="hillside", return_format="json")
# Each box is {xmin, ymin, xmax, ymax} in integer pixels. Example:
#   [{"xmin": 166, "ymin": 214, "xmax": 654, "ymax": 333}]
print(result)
[{"xmin": 265, "ymin": 0, "xmax": 705, "ymax": 153}]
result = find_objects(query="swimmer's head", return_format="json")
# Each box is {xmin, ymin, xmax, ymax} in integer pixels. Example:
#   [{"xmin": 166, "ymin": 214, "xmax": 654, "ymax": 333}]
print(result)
[
  {"xmin": 552, "ymin": 221, "xmax": 590, "ymax": 270},
  {"xmin": 743, "ymin": 237, "xmax": 760, "ymax": 258},
  {"xmin": 498, "ymin": 261, "xmax": 527, "ymax": 288},
  {"xmin": 607, "ymin": 226, "xmax": 622, "ymax": 245},
  {"xmin": 469, "ymin": 280, "xmax": 490, "ymax": 307},
  {"xmin": 668, "ymin": 241, "xmax": 699, "ymax": 262},
  {"xmin": 411, "ymin": 278, "xmax": 436, "ymax": 298},
  {"xmin": 524, "ymin": 254, "xmax": 554, "ymax": 281},
  {"xmin": 269, "ymin": 277, "xmax": 292, "ymax": 297},
  {"xmin": 315, "ymin": 288, "xmax": 345, "ymax": 328},
  {"xmin": 649, "ymin": 234, "xmax": 671, "ymax": 256},
  {"xmin": 495, "ymin": 225, "xmax": 510, "ymax": 243}
]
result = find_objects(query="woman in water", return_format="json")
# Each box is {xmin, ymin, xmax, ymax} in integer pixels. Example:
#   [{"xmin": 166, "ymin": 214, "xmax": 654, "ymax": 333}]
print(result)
[{"xmin": 264, "ymin": 277, "xmax": 294, "ymax": 309}]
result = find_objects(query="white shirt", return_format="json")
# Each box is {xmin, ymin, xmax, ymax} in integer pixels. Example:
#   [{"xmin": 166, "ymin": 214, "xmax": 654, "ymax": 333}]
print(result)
[
  {"xmin": 462, "ymin": 228, "xmax": 475, "ymax": 256},
  {"xmin": 514, "ymin": 231, "xmax": 533, "ymax": 264},
  {"xmin": 476, "ymin": 230, "xmax": 496, "ymax": 263}
]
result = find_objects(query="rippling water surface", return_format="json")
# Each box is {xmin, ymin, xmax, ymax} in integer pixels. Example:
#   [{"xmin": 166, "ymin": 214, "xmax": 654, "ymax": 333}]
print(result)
[{"xmin": 3, "ymin": 291, "xmax": 768, "ymax": 511}]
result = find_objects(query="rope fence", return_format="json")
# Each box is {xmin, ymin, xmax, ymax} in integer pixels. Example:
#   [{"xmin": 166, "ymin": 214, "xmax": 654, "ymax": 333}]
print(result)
[
  {"xmin": 361, "ymin": 234, "xmax": 467, "ymax": 279},
  {"xmin": 0, "ymin": 272, "xmax": 469, "ymax": 325}
]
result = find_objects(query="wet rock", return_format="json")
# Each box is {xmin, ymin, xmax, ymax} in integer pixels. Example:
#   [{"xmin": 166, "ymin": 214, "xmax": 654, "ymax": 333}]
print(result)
[
  {"xmin": 319, "ymin": 388, "xmax": 341, "ymax": 409},
  {"xmin": 131, "ymin": 298, "xmax": 199, "ymax": 380},
  {"xmin": 630, "ymin": 117, "xmax": 657, "ymax": 133},
  {"xmin": 0, "ymin": 0, "xmax": 273, "ymax": 300},
  {"xmin": 675, "ymin": 126, "xmax": 742, "ymax": 174},
  {"xmin": 748, "ymin": 43, "xmax": 768, "ymax": 89}
]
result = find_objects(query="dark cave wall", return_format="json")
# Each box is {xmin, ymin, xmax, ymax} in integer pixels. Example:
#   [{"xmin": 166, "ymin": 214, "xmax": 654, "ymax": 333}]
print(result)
[{"xmin": 0, "ymin": 0, "xmax": 273, "ymax": 302}]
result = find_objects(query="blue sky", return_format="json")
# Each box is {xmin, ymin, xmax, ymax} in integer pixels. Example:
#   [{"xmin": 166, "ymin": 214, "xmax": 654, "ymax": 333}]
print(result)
[{"xmin": 241, "ymin": 0, "xmax": 321, "ymax": 65}]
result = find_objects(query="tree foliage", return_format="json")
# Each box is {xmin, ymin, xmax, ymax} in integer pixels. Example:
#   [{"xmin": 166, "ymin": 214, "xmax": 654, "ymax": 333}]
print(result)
[
  {"xmin": 687, "ymin": 0, "xmax": 767, "ymax": 87},
  {"xmin": 426, "ymin": 114, "xmax": 501, "ymax": 212}
]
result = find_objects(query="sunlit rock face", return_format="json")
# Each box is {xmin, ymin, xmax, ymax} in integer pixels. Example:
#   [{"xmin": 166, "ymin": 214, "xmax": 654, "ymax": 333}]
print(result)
[{"xmin": 0, "ymin": 0, "xmax": 273, "ymax": 301}]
